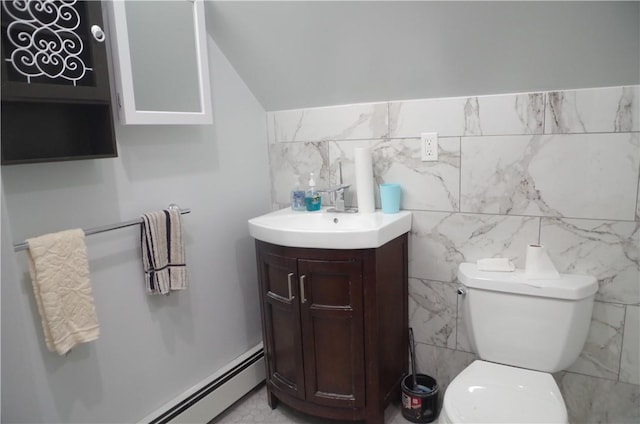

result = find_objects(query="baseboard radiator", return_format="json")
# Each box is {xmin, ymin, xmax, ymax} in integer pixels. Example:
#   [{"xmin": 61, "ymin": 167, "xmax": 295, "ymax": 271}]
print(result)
[{"xmin": 141, "ymin": 343, "xmax": 265, "ymax": 424}]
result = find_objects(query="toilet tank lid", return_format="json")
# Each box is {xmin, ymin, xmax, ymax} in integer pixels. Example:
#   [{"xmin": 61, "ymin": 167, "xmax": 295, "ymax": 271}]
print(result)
[{"xmin": 458, "ymin": 263, "xmax": 598, "ymax": 300}]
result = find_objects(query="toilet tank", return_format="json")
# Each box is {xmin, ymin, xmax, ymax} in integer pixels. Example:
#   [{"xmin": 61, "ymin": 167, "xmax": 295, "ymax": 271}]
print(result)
[{"xmin": 457, "ymin": 263, "xmax": 598, "ymax": 373}]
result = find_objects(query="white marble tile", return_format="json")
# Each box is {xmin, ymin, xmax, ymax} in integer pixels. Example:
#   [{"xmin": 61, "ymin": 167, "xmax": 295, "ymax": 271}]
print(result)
[
  {"xmin": 636, "ymin": 176, "xmax": 640, "ymax": 221},
  {"xmin": 389, "ymin": 92, "xmax": 544, "ymax": 138},
  {"xmin": 409, "ymin": 211, "xmax": 539, "ymax": 283},
  {"xmin": 556, "ymin": 372, "xmax": 640, "ymax": 424},
  {"xmin": 329, "ymin": 138, "xmax": 460, "ymax": 211},
  {"xmin": 268, "ymin": 142, "xmax": 329, "ymax": 206},
  {"xmin": 455, "ymin": 296, "xmax": 473, "ymax": 353},
  {"xmin": 409, "ymin": 278, "xmax": 458, "ymax": 349},
  {"xmin": 546, "ymin": 86, "xmax": 640, "ymax": 134},
  {"xmin": 540, "ymin": 218, "xmax": 639, "ymax": 305},
  {"xmin": 566, "ymin": 301, "xmax": 625, "ymax": 380},
  {"xmin": 272, "ymin": 103, "xmax": 388, "ymax": 142},
  {"xmin": 621, "ymin": 305, "xmax": 640, "ymax": 385},
  {"xmin": 460, "ymin": 133, "xmax": 640, "ymax": 220},
  {"xmin": 270, "ymin": 201, "xmax": 282, "ymax": 212},
  {"xmin": 413, "ymin": 343, "xmax": 476, "ymax": 397},
  {"xmin": 375, "ymin": 137, "xmax": 460, "ymax": 212},
  {"xmin": 327, "ymin": 139, "xmax": 375, "ymax": 208}
]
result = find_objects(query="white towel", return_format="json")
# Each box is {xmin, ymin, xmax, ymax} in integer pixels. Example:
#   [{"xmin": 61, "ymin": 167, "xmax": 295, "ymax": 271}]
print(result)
[
  {"xmin": 27, "ymin": 229, "xmax": 99, "ymax": 355},
  {"xmin": 140, "ymin": 209, "xmax": 187, "ymax": 295}
]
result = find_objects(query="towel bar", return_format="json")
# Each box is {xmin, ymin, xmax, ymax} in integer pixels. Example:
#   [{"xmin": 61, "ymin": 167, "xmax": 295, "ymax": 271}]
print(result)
[{"xmin": 13, "ymin": 206, "xmax": 191, "ymax": 252}]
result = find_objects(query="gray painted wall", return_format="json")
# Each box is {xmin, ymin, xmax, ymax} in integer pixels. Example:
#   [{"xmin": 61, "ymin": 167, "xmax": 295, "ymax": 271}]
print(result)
[
  {"xmin": 0, "ymin": 34, "xmax": 270, "ymax": 422},
  {"xmin": 207, "ymin": 1, "xmax": 640, "ymax": 111}
]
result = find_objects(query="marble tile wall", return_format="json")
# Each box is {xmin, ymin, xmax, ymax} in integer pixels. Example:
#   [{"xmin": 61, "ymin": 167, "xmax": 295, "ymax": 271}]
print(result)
[{"xmin": 265, "ymin": 85, "xmax": 640, "ymax": 423}]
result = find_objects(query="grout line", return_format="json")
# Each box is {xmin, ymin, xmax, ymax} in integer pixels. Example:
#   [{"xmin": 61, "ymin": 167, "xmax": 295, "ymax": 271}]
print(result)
[
  {"xmin": 561, "ymin": 369, "xmax": 626, "ymax": 384},
  {"xmin": 274, "ymin": 205, "xmax": 637, "ymax": 224},
  {"xmin": 386, "ymin": 101, "xmax": 391, "ymax": 139},
  {"xmin": 276, "ymin": 130, "xmax": 639, "ymax": 144},
  {"xmin": 616, "ymin": 305, "xmax": 628, "ymax": 383},
  {"xmin": 634, "ymin": 170, "xmax": 640, "ymax": 222},
  {"xmin": 458, "ymin": 136, "xmax": 462, "ymax": 213},
  {"xmin": 404, "ymin": 208, "xmax": 638, "ymax": 223},
  {"xmin": 537, "ymin": 217, "xmax": 542, "ymax": 245},
  {"xmin": 542, "ymin": 91, "xmax": 547, "ymax": 135}
]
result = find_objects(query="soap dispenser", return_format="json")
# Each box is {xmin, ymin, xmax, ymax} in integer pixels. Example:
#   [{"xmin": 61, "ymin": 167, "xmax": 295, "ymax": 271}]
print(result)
[
  {"xmin": 305, "ymin": 172, "xmax": 321, "ymax": 211},
  {"xmin": 291, "ymin": 176, "xmax": 306, "ymax": 211}
]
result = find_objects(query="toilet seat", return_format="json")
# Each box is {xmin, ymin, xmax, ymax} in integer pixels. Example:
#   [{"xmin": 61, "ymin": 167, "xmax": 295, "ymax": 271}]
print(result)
[{"xmin": 440, "ymin": 360, "xmax": 568, "ymax": 424}]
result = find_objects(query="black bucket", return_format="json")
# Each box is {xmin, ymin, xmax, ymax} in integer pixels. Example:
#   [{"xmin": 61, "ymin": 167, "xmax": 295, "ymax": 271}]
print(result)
[{"xmin": 401, "ymin": 373, "xmax": 439, "ymax": 423}]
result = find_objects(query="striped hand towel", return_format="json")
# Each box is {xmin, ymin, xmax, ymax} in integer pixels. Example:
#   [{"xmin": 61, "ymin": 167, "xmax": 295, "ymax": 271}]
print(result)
[{"xmin": 140, "ymin": 209, "xmax": 187, "ymax": 295}]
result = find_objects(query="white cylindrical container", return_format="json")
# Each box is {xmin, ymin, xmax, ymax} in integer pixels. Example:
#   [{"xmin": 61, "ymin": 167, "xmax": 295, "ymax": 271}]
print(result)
[
  {"xmin": 525, "ymin": 244, "xmax": 560, "ymax": 279},
  {"xmin": 354, "ymin": 147, "xmax": 375, "ymax": 213}
]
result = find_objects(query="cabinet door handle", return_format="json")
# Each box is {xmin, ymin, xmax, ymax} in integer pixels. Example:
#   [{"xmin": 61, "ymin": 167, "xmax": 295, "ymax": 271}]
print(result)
[
  {"xmin": 91, "ymin": 25, "xmax": 106, "ymax": 43},
  {"xmin": 287, "ymin": 273, "xmax": 295, "ymax": 301},
  {"xmin": 300, "ymin": 275, "xmax": 307, "ymax": 304}
]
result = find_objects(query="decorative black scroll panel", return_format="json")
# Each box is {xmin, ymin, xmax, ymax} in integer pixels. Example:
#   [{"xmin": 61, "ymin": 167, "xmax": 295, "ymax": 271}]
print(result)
[{"xmin": 1, "ymin": 0, "xmax": 95, "ymax": 87}]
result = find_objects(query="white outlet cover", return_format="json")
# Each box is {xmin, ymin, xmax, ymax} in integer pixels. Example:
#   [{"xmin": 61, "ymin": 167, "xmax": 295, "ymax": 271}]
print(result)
[{"xmin": 421, "ymin": 132, "xmax": 438, "ymax": 161}]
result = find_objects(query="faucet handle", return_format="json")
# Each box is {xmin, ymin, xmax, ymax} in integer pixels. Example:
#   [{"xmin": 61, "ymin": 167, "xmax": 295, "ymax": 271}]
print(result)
[{"xmin": 318, "ymin": 184, "xmax": 350, "ymax": 193}]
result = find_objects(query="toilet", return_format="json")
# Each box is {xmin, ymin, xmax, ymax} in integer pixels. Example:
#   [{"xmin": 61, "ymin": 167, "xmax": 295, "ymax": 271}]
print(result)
[{"xmin": 439, "ymin": 262, "xmax": 598, "ymax": 424}]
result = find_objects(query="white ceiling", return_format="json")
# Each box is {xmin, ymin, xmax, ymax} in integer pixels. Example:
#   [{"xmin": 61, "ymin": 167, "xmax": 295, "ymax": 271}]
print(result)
[{"xmin": 205, "ymin": 1, "xmax": 640, "ymax": 111}]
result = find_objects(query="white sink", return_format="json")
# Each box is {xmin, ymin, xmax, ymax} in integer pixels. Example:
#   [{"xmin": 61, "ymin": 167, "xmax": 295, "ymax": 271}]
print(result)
[{"xmin": 248, "ymin": 207, "xmax": 412, "ymax": 249}]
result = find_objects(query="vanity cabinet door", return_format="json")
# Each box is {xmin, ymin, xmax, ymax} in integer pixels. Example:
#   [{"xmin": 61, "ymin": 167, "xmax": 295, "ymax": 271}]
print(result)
[
  {"xmin": 298, "ymin": 257, "xmax": 365, "ymax": 409},
  {"xmin": 255, "ymin": 235, "xmax": 408, "ymax": 424},
  {"xmin": 256, "ymin": 250, "xmax": 306, "ymax": 401}
]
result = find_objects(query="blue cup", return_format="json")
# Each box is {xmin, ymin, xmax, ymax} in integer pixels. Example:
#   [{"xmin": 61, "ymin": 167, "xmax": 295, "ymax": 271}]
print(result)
[{"xmin": 379, "ymin": 183, "xmax": 401, "ymax": 214}]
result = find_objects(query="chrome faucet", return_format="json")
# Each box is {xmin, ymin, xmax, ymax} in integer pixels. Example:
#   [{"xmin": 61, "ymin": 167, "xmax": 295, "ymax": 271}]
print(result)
[
  {"xmin": 322, "ymin": 161, "xmax": 357, "ymax": 213},
  {"xmin": 324, "ymin": 184, "xmax": 350, "ymax": 212}
]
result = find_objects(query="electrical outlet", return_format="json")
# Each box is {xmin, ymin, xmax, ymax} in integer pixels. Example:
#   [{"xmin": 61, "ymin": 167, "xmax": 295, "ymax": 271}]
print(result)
[{"xmin": 421, "ymin": 132, "xmax": 438, "ymax": 161}]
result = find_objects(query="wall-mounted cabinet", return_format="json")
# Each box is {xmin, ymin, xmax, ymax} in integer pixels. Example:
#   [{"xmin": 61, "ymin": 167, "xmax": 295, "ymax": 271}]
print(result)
[
  {"xmin": 106, "ymin": 0, "xmax": 212, "ymax": 125},
  {"xmin": 1, "ymin": 0, "xmax": 117, "ymax": 165}
]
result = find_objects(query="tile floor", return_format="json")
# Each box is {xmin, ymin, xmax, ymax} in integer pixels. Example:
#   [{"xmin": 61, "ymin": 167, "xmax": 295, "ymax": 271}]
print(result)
[{"xmin": 210, "ymin": 384, "xmax": 416, "ymax": 424}]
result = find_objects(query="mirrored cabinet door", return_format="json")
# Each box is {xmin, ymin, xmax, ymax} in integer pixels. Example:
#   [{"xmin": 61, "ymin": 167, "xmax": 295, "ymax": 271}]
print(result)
[{"xmin": 106, "ymin": 0, "xmax": 213, "ymax": 125}]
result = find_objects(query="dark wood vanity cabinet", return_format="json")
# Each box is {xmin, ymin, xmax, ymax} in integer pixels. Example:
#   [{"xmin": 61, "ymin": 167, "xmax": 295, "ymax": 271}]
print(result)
[
  {"xmin": 255, "ymin": 234, "xmax": 408, "ymax": 424},
  {"xmin": 1, "ymin": 0, "xmax": 116, "ymax": 164}
]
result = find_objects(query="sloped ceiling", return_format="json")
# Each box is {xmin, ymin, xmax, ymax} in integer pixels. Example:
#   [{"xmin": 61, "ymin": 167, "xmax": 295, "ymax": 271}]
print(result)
[{"xmin": 205, "ymin": 1, "xmax": 640, "ymax": 111}]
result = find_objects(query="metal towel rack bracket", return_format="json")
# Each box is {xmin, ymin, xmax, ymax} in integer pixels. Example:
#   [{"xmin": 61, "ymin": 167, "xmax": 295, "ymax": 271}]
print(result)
[{"xmin": 13, "ymin": 204, "xmax": 191, "ymax": 252}]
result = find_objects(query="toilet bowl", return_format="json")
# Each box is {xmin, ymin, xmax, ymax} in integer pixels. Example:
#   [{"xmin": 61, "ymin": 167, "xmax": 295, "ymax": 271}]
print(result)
[
  {"xmin": 439, "ymin": 361, "xmax": 567, "ymax": 424},
  {"xmin": 438, "ymin": 263, "xmax": 597, "ymax": 424}
]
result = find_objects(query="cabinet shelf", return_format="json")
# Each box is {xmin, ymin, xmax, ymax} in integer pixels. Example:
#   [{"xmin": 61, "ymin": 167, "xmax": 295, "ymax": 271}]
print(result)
[{"xmin": 1, "ymin": 99, "xmax": 116, "ymax": 164}]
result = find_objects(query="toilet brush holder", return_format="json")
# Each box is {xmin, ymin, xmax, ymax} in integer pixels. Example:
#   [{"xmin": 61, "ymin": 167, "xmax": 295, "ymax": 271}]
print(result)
[{"xmin": 401, "ymin": 373, "xmax": 439, "ymax": 423}]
